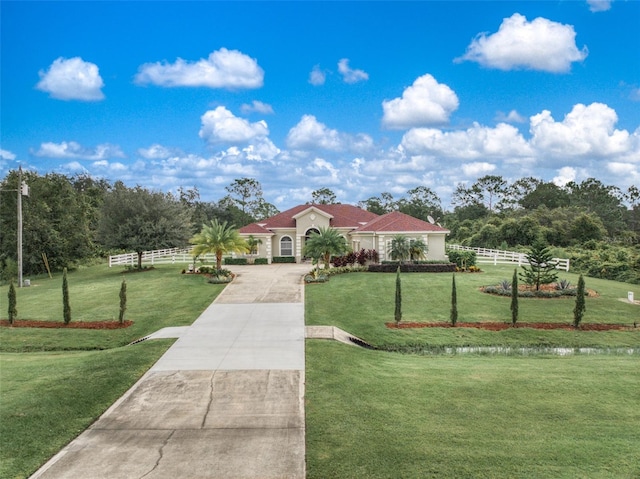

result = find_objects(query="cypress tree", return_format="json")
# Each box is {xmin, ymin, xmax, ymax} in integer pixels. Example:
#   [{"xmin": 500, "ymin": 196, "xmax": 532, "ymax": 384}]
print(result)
[
  {"xmin": 62, "ymin": 268, "xmax": 71, "ymax": 324},
  {"xmin": 8, "ymin": 281, "xmax": 17, "ymax": 325},
  {"xmin": 511, "ymin": 268, "xmax": 519, "ymax": 326},
  {"xmin": 394, "ymin": 266, "xmax": 402, "ymax": 325},
  {"xmin": 450, "ymin": 274, "xmax": 458, "ymax": 326},
  {"xmin": 573, "ymin": 274, "xmax": 586, "ymax": 328},
  {"xmin": 119, "ymin": 278, "xmax": 127, "ymax": 324}
]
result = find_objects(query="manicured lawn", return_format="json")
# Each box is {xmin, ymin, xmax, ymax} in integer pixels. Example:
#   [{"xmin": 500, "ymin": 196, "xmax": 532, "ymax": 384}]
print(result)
[
  {"xmin": 305, "ymin": 341, "xmax": 640, "ymax": 479},
  {"xmin": 305, "ymin": 265, "xmax": 640, "ymax": 349},
  {"xmin": 0, "ymin": 263, "xmax": 224, "ymax": 478}
]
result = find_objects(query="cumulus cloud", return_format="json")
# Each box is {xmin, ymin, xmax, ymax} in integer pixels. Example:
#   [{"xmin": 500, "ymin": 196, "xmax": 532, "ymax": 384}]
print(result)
[
  {"xmin": 286, "ymin": 115, "xmax": 373, "ymax": 153},
  {"xmin": 401, "ymin": 122, "xmax": 532, "ymax": 159},
  {"xmin": 309, "ymin": 65, "xmax": 326, "ymax": 86},
  {"xmin": 199, "ymin": 106, "xmax": 269, "ymax": 144},
  {"xmin": 1, "ymin": 149, "xmax": 16, "ymax": 161},
  {"xmin": 495, "ymin": 109, "xmax": 526, "ymax": 123},
  {"xmin": 240, "ymin": 100, "xmax": 274, "ymax": 115},
  {"xmin": 337, "ymin": 58, "xmax": 369, "ymax": 84},
  {"xmin": 33, "ymin": 141, "xmax": 124, "ymax": 160},
  {"xmin": 135, "ymin": 48, "xmax": 264, "ymax": 89},
  {"xmin": 530, "ymin": 102, "xmax": 633, "ymax": 159},
  {"xmin": 587, "ymin": 0, "xmax": 612, "ymax": 12},
  {"xmin": 36, "ymin": 57, "xmax": 105, "ymax": 101},
  {"xmin": 553, "ymin": 166, "xmax": 577, "ymax": 186},
  {"xmin": 382, "ymin": 74, "xmax": 459, "ymax": 129},
  {"xmin": 462, "ymin": 162, "xmax": 496, "ymax": 177},
  {"xmin": 457, "ymin": 13, "xmax": 588, "ymax": 73},
  {"xmin": 137, "ymin": 144, "xmax": 175, "ymax": 160}
]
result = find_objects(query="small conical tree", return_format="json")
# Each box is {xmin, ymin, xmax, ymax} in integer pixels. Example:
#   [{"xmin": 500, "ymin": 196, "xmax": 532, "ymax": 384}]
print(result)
[
  {"xmin": 573, "ymin": 274, "xmax": 586, "ymax": 328},
  {"xmin": 394, "ymin": 266, "xmax": 402, "ymax": 325},
  {"xmin": 510, "ymin": 268, "xmax": 519, "ymax": 326},
  {"xmin": 119, "ymin": 278, "xmax": 127, "ymax": 324},
  {"xmin": 519, "ymin": 240, "xmax": 558, "ymax": 291},
  {"xmin": 450, "ymin": 274, "xmax": 458, "ymax": 326},
  {"xmin": 8, "ymin": 282, "xmax": 17, "ymax": 325},
  {"xmin": 62, "ymin": 268, "xmax": 71, "ymax": 324}
]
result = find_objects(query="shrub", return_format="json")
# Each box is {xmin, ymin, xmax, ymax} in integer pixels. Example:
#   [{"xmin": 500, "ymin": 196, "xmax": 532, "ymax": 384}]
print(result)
[
  {"xmin": 118, "ymin": 279, "xmax": 127, "ymax": 324},
  {"xmin": 272, "ymin": 256, "xmax": 296, "ymax": 263},
  {"xmin": 8, "ymin": 281, "xmax": 17, "ymax": 324},
  {"xmin": 450, "ymin": 274, "xmax": 457, "ymax": 326},
  {"xmin": 62, "ymin": 267, "xmax": 71, "ymax": 324},
  {"xmin": 254, "ymin": 258, "xmax": 269, "ymax": 265},
  {"xmin": 223, "ymin": 257, "xmax": 248, "ymax": 265},
  {"xmin": 395, "ymin": 267, "xmax": 402, "ymax": 325},
  {"xmin": 447, "ymin": 250, "xmax": 477, "ymax": 269},
  {"xmin": 305, "ymin": 274, "xmax": 329, "ymax": 283},
  {"xmin": 573, "ymin": 275, "xmax": 586, "ymax": 328},
  {"xmin": 368, "ymin": 263, "xmax": 455, "ymax": 273},
  {"xmin": 510, "ymin": 268, "xmax": 518, "ymax": 326},
  {"xmin": 556, "ymin": 279, "xmax": 572, "ymax": 290}
]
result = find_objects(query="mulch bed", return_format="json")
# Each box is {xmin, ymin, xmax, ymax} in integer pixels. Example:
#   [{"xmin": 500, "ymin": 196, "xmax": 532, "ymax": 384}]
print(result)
[
  {"xmin": 0, "ymin": 320, "xmax": 133, "ymax": 329},
  {"xmin": 385, "ymin": 322, "xmax": 634, "ymax": 331}
]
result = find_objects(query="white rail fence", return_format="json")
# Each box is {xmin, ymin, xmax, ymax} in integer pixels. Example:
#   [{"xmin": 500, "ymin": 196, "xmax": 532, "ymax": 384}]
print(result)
[
  {"xmin": 108, "ymin": 248, "xmax": 219, "ymax": 267},
  {"xmin": 447, "ymin": 244, "xmax": 570, "ymax": 272}
]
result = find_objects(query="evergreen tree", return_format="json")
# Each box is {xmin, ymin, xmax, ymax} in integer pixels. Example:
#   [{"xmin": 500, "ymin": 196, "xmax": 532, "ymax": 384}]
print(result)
[
  {"xmin": 519, "ymin": 240, "xmax": 558, "ymax": 291},
  {"xmin": 394, "ymin": 267, "xmax": 402, "ymax": 325},
  {"xmin": 510, "ymin": 268, "xmax": 519, "ymax": 326},
  {"xmin": 119, "ymin": 278, "xmax": 127, "ymax": 324},
  {"xmin": 450, "ymin": 274, "xmax": 458, "ymax": 326},
  {"xmin": 573, "ymin": 275, "xmax": 586, "ymax": 328},
  {"xmin": 8, "ymin": 282, "xmax": 17, "ymax": 324},
  {"xmin": 62, "ymin": 268, "xmax": 71, "ymax": 324}
]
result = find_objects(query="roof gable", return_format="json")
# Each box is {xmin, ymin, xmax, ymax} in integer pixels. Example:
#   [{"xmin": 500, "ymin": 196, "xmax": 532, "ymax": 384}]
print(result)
[{"xmin": 355, "ymin": 211, "xmax": 449, "ymax": 233}]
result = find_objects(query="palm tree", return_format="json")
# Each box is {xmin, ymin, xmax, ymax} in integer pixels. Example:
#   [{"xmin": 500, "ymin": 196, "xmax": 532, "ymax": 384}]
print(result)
[
  {"xmin": 246, "ymin": 235, "xmax": 262, "ymax": 255},
  {"xmin": 303, "ymin": 227, "xmax": 349, "ymax": 270},
  {"xmin": 190, "ymin": 219, "xmax": 249, "ymax": 271},
  {"xmin": 409, "ymin": 238, "xmax": 428, "ymax": 261},
  {"xmin": 388, "ymin": 234, "xmax": 410, "ymax": 264}
]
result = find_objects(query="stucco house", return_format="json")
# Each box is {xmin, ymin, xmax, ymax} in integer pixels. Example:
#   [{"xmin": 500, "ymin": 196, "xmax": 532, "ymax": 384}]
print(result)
[{"xmin": 239, "ymin": 204, "xmax": 450, "ymax": 263}]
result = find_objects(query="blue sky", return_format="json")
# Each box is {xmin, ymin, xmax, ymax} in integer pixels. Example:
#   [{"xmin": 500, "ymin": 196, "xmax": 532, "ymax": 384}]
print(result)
[{"xmin": 1, "ymin": 0, "xmax": 639, "ymax": 209}]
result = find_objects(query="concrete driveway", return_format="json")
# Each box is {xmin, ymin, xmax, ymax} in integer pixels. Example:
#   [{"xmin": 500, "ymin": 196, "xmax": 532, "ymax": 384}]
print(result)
[{"xmin": 31, "ymin": 263, "xmax": 311, "ymax": 479}]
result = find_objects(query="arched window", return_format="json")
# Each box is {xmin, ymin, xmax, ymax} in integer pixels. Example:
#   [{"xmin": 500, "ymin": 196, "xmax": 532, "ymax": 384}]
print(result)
[{"xmin": 280, "ymin": 236, "xmax": 293, "ymax": 256}]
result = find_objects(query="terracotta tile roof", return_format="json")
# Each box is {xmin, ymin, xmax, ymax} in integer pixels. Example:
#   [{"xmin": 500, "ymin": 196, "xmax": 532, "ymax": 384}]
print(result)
[
  {"xmin": 238, "ymin": 223, "xmax": 274, "ymax": 235},
  {"xmin": 239, "ymin": 204, "xmax": 378, "ymax": 233},
  {"xmin": 355, "ymin": 211, "xmax": 449, "ymax": 233}
]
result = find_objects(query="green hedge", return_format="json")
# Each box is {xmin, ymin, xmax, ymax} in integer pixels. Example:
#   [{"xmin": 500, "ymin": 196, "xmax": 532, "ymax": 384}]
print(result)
[
  {"xmin": 368, "ymin": 263, "xmax": 456, "ymax": 273},
  {"xmin": 272, "ymin": 256, "xmax": 297, "ymax": 263},
  {"xmin": 224, "ymin": 257, "xmax": 248, "ymax": 265},
  {"xmin": 254, "ymin": 258, "xmax": 269, "ymax": 265}
]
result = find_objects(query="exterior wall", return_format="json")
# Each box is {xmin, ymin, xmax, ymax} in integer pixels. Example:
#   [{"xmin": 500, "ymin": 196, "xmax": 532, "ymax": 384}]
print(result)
[
  {"xmin": 426, "ymin": 234, "xmax": 447, "ymax": 260},
  {"xmin": 271, "ymin": 229, "xmax": 298, "ymax": 260}
]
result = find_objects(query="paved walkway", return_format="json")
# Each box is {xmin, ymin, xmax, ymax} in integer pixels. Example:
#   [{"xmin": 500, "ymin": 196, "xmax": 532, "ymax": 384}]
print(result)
[{"xmin": 31, "ymin": 264, "xmax": 310, "ymax": 479}]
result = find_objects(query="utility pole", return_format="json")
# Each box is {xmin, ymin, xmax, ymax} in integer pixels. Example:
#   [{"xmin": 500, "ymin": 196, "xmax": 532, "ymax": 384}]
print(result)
[{"xmin": 17, "ymin": 166, "xmax": 23, "ymax": 287}]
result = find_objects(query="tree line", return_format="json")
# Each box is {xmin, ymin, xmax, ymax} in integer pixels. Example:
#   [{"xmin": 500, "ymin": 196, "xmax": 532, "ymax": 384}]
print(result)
[{"xmin": 1, "ymin": 170, "xmax": 638, "ymax": 283}]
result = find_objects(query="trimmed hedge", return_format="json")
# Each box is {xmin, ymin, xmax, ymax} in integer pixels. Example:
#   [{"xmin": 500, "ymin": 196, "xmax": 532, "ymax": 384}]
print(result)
[
  {"xmin": 224, "ymin": 257, "xmax": 248, "ymax": 265},
  {"xmin": 272, "ymin": 256, "xmax": 296, "ymax": 263},
  {"xmin": 368, "ymin": 263, "xmax": 456, "ymax": 273},
  {"xmin": 254, "ymin": 258, "xmax": 269, "ymax": 265}
]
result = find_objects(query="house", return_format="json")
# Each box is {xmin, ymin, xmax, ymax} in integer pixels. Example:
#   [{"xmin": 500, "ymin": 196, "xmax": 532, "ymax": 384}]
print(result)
[{"xmin": 239, "ymin": 204, "xmax": 450, "ymax": 263}]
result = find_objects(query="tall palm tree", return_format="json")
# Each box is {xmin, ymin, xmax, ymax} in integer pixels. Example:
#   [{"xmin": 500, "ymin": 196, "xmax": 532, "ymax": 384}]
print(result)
[
  {"xmin": 388, "ymin": 234, "xmax": 410, "ymax": 264},
  {"xmin": 190, "ymin": 219, "xmax": 249, "ymax": 271},
  {"xmin": 303, "ymin": 227, "xmax": 349, "ymax": 270}
]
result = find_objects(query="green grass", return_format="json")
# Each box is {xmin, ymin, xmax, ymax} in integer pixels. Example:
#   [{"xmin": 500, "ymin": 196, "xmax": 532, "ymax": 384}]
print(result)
[
  {"xmin": 0, "ymin": 263, "xmax": 224, "ymax": 478},
  {"xmin": 305, "ymin": 341, "xmax": 640, "ymax": 479},
  {"xmin": 0, "ymin": 263, "xmax": 225, "ymax": 352},
  {"xmin": 0, "ymin": 341, "xmax": 172, "ymax": 479},
  {"xmin": 305, "ymin": 265, "xmax": 640, "ymax": 349}
]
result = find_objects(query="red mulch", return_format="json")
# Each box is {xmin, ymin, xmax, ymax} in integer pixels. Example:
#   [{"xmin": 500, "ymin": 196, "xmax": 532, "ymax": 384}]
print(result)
[
  {"xmin": 385, "ymin": 322, "xmax": 634, "ymax": 331},
  {"xmin": 0, "ymin": 320, "xmax": 133, "ymax": 329}
]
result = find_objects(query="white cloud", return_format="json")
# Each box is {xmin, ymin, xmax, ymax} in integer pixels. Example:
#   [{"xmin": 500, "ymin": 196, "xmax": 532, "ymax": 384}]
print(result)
[
  {"xmin": 137, "ymin": 144, "xmax": 175, "ymax": 160},
  {"xmin": 457, "ymin": 13, "xmax": 588, "ymax": 73},
  {"xmin": 630, "ymin": 88, "xmax": 640, "ymax": 102},
  {"xmin": 33, "ymin": 141, "xmax": 124, "ymax": 160},
  {"xmin": 495, "ymin": 109, "xmax": 526, "ymax": 123},
  {"xmin": 1, "ymin": 149, "xmax": 16, "ymax": 161},
  {"xmin": 587, "ymin": 0, "xmax": 612, "ymax": 12},
  {"xmin": 401, "ymin": 122, "xmax": 533, "ymax": 159},
  {"xmin": 306, "ymin": 158, "xmax": 340, "ymax": 183},
  {"xmin": 382, "ymin": 74, "xmax": 459, "ymax": 129},
  {"xmin": 240, "ymin": 100, "xmax": 274, "ymax": 115},
  {"xmin": 135, "ymin": 48, "xmax": 264, "ymax": 89},
  {"xmin": 36, "ymin": 57, "xmax": 105, "ymax": 101},
  {"xmin": 199, "ymin": 106, "xmax": 269, "ymax": 144},
  {"xmin": 553, "ymin": 166, "xmax": 577, "ymax": 186},
  {"xmin": 285, "ymin": 115, "xmax": 373, "ymax": 153},
  {"xmin": 337, "ymin": 58, "xmax": 369, "ymax": 84},
  {"xmin": 309, "ymin": 65, "xmax": 326, "ymax": 86},
  {"xmin": 530, "ymin": 102, "xmax": 633, "ymax": 159},
  {"xmin": 462, "ymin": 162, "xmax": 496, "ymax": 177}
]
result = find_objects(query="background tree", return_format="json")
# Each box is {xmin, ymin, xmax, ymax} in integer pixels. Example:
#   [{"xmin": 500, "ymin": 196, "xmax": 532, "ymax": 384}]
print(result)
[
  {"xmin": 190, "ymin": 219, "xmax": 249, "ymax": 271},
  {"xmin": 119, "ymin": 278, "xmax": 127, "ymax": 324},
  {"xmin": 310, "ymin": 188, "xmax": 338, "ymax": 204},
  {"xmin": 398, "ymin": 186, "xmax": 443, "ymax": 222},
  {"xmin": 510, "ymin": 268, "xmax": 518, "ymax": 326},
  {"xmin": 453, "ymin": 175, "xmax": 507, "ymax": 213},
  {"xmin": 97, "ymin": 182, "xmax": 192, "ymax": 269},
  {"xmin": 450, "ymin": 274, "xmax": 457, "ymax": 326},
  {"xmin": 395, "ymin": 266, "xmax": 402, "ymax": 325},
  {"xmin": 566, "ymin": 178, "xmax": 626, "ymax": 238},
  {"xmin": 573, "ymin": 274, "xmax": 586, "ymax": 328},
  {"xmin": 303, "ymin": 227, "xmax": 349, "ymax": 270},
  {"xmin": 520, "ymin": 181, "xmax": 570, "ymax": 210},
  {"xmin": 8, "ymin": 281, "xmax": 17, "ymax": 324},
  {"xmin": 519, "ymin": 241, "xmax": 558, "ymax": 291},
  {"xmin": 62, "ymin": 268, "xmax": 71, "ymax": 324},
  {"xmin": 358, "ymin": 192, "xmax": 396, "ymax": 215}
]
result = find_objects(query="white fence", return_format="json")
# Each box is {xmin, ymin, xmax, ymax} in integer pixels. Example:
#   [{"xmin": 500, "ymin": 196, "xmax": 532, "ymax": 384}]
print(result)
[
  {"xmin": 447, "ymin": 244, "xmax": 570, "ymax": 272},
  {"xmin": 108, "ymin": 248, "xmax": 218, "ymax": 267}
]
